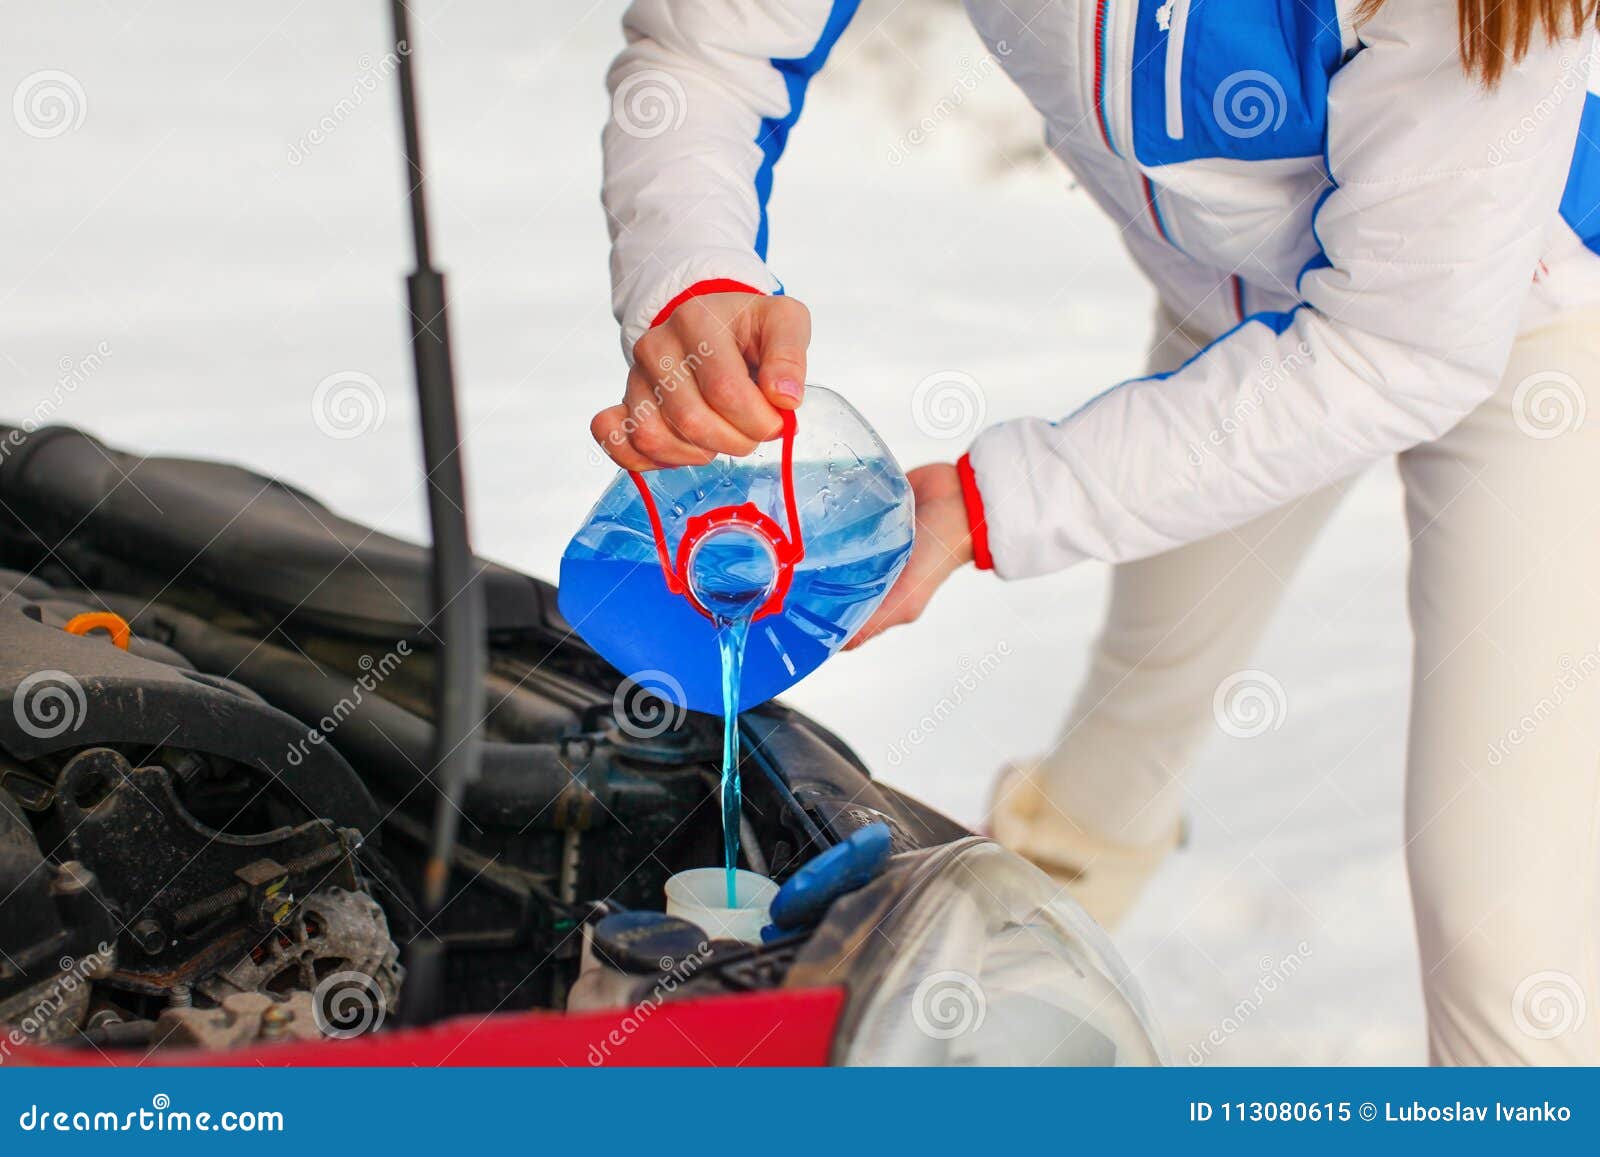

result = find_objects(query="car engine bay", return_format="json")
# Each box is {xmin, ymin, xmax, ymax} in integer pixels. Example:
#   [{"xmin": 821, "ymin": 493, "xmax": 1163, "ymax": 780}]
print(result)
[{"xmin": 0, "ymin": 423, "xmax": 967, "ymax": 1055}]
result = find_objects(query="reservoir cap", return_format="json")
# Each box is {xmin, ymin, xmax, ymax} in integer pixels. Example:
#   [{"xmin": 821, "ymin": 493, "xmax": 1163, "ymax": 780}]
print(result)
[
  {"xmin": 592, "ymin": 910, "xmax": 708, "ymax": 974},
  {"xmin": 770, "ymin": 822, "xmax": 893, "ymax": 930}
]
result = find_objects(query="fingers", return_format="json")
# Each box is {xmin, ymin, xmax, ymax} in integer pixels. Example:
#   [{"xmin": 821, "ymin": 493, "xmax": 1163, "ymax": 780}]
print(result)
[
  {"xmin": 654, "ymin": 340, "xmax": 767, "ymax": 455},
  {"xmin": 665, "ymin": 294, "xmax": 791, "ymax": 441},
  {"xmin": 848, "ymin": 603, "xmax": 917, "ymax": 648},
  {"xmin": 592, "ymin": 361, "xmax": 719, "ymax": 470},
  {"xmin": 620, "ymin": 367, "xmax": 721, "ymax": 467},
  {"xmin": 589, "ymin": 404, "xmax": 657, "ymax": 472},
  {"xmin": 842, "ymin": 486, "xmax": 974, "ymax": 649},
  {"xmin": 843, "ymin": 583, "xmax": 927, "ymax": 650},
  {"xmin": 752, "ymin": 296, "xmax": 810, "ymax": 411},
  {"xmin": 691, "ymin": 331, "xmax": 785, "ymax": 443},
  {"xmin": 593, "ymin": 291, "xmax": 813, "ymax": 471}
]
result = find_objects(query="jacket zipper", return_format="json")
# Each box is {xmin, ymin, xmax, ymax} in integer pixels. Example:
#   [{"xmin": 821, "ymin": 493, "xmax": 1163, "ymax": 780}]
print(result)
[
  {"xmin": 1100, "ymin": 0, "xmax": 1181, "ymax": 252},
  {"xmin": 1156, "ymin": 0, "xmax": 1191, "ymax": 140},
  {"xmin": 1092, "ymin": 0, "xmax": 1118, "ymax": 154}
]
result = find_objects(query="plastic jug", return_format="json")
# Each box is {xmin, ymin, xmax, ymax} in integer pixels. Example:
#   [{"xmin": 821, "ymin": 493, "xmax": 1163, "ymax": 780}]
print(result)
[{"xmin": 558, "ymin": 386, "xmax": 914, "ymax": 716}]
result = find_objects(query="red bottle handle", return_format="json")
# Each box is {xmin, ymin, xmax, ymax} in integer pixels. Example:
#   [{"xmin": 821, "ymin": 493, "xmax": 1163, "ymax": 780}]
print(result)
[{"xmin": 627, "ymin": 410, "xmax": 805, "ymax": 622}]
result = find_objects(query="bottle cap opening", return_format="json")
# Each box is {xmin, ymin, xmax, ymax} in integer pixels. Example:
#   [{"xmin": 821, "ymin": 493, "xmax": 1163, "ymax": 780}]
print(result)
[{"xmin": 686, "ymin": 525, "xmax": 778, "ymax": 622}]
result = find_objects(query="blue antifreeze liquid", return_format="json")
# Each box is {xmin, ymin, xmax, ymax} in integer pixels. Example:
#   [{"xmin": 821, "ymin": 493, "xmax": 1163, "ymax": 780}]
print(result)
[
  {"xmin": 559, "ymin": 386, "xmax": 916, "ymax": 915},
  {"xmin": 688, "ymin": 530, "xmax": 776, "ymax": 908},
  {"xmin": 715, "ymin": 618, "xmax": 749, "ymax": 908}
]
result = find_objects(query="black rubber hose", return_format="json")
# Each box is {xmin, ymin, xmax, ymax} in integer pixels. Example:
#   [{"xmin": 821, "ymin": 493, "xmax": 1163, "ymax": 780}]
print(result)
[{"xmin": 100, "ymin": 598, "xmax": 611, "ymax": 831}]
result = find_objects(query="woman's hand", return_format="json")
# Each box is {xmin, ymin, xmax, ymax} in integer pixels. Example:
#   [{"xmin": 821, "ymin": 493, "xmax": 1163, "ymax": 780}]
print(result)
[
  {"xmin": 846, "ymin": 462, "xmax": 975, "ymax": 649},
  {"xmin": 591, "ymin": 292, "xmax": 811, "ymax": 470}
]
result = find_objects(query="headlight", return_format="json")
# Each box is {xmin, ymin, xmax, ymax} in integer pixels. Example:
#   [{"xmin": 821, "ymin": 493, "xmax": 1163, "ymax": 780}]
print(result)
[{"xmin": 818, "ymin": 838, "xmax": 1166, "ymax": 1066}]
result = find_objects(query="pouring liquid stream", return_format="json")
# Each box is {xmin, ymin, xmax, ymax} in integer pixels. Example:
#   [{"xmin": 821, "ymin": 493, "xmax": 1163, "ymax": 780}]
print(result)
[
  {"xmin": 715, "ymin": 615, "xmax": 750, "ymax": 908},
  {"xmin": 688, "ymin": 528, "xmax": 779, "ymax": 909}
]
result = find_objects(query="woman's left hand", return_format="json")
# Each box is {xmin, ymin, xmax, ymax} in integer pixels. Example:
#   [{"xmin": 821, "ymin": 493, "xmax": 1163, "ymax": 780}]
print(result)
[{"xmin": 845, "ymin": 462, "xmax": 974, "ymax": 649}]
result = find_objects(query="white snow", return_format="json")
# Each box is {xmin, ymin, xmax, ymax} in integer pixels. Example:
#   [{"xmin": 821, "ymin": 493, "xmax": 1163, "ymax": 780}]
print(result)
[{"xmin": 5, "ymin": 1, "xmax": 1423, "ymax": 1063}]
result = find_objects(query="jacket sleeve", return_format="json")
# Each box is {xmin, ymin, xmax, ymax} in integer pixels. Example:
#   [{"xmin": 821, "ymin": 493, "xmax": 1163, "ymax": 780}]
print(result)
[
  {"xmin": 965, "ymin": 0, "xmax": 1594, "ymax": 579},
  {"xmin": 602, "ymin": 0, "xmax": 858, "ymax": 360}
]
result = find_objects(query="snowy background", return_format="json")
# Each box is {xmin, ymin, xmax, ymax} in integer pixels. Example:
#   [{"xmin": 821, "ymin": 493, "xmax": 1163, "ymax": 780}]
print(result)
[{"xmin": 5, "ymin": 1, "xmax": 1423, "ymax": 1062}]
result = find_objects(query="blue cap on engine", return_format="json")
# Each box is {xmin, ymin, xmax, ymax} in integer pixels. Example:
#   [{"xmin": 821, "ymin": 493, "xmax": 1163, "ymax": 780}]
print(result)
[{"xmin": 769, "ymin": 822, "xmax": 893, "ymax": 930}]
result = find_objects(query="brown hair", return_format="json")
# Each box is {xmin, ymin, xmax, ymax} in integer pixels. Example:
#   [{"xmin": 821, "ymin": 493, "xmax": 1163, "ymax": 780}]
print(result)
[{"xmin": 1358, "ymin": 0, "xmax": 1597, "ymax": 86}]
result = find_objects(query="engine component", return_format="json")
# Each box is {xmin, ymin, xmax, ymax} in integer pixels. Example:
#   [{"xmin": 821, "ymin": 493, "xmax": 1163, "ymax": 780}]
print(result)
[
  {"xmin": 0, "ymin": 784, "xmax": 116, "ymax": 1021},
  {"xmin": 49, "ymin": 747, "xmax": 365, "ymax": 996},
  {"xmin": 0, "ymin": 569, "xmax": 380, "ymax": 835},
  {"xmin": 567, "ymin": 910, "xmax": 711, "ymax": 1012},
  {"xmin": 0, "ymin": 859, "xmax": 115, "ymax": 1047},
  {"xmin": 0, "ymin": 424, "xmax": 551, "ymax": 639},
  {"xmin": 196, "ymin": 886, "xmax": 401, "ymax": 1013},
  {"xmin": 150, "ymin": 991, "xmax": 324, "ymax": 1051}
]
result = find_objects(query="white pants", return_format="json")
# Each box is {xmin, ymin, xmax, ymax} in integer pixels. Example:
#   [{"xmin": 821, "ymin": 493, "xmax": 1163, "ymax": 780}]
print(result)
[{"xmin": 1033, "ymin": 305, "xmax": 1600, "ymax": 1065}]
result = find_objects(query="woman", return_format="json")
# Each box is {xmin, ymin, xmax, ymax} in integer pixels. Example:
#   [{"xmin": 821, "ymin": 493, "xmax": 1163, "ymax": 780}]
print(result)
[{"xmin": 594, "ymin": 0, "xmax": 1600, "ymax": 1063}]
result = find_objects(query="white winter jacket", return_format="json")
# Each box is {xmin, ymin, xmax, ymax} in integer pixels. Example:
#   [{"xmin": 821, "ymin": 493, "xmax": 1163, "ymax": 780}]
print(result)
[{"xmin": 602, "ymin": 0, "xmax": 1600, "ymax": 578}]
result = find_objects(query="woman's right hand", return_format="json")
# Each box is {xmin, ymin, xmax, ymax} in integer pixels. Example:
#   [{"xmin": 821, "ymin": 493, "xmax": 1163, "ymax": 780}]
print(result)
[{"xmin": 591, "ymin": 292, "xmax": 812, "ymax": 470}]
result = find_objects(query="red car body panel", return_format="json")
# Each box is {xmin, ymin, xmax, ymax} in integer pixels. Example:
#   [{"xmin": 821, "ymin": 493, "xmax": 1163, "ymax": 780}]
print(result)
[{"xmin": 8, "ymin": 987, "xmax": 846, "ymax": 1068}]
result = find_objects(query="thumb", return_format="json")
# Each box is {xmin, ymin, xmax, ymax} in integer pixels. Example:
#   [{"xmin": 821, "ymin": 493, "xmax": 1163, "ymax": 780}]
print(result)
[{"xmin": 752, "ymin": 296, "xmax": 811, "ymax": 411}]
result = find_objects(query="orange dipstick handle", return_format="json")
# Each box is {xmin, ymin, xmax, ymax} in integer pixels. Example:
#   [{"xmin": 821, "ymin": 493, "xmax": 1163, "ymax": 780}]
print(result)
[{"xmin": 64, "ymin": 611, "xmax": 132, "ymax": 650}]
